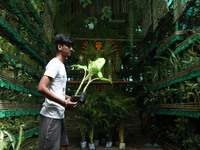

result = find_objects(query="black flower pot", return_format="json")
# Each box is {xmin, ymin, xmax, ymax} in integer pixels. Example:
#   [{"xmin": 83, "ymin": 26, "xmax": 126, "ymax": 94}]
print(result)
[{"xmin": 70, "ymin": 92, "xmax": 86, "ymax": 104}]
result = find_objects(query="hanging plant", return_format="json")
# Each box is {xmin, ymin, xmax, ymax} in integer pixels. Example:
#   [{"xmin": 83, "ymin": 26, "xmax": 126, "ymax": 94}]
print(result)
[
  {"xmin": 85, "ymin": 17, "xmax": 98, "ymax": 25},
  {"xmin": 101, "ymin": 6, "xmax": 113, "ymax": 22},
  {"xmin": 79, "ymin": 0, "xmax": 92, "ymax": 8}
]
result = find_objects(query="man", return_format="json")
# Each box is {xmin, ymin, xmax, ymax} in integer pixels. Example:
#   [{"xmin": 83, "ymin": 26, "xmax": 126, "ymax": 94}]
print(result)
[{"xmin": 37, "ymin": 33, "xmax": 77, "ymax": 150}]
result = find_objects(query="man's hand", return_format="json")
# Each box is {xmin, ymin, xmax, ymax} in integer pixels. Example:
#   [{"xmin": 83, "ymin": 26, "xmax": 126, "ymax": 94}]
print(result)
[{"xmin": 65, "ymin": 96, "xmax": 77, "ymax": 108}]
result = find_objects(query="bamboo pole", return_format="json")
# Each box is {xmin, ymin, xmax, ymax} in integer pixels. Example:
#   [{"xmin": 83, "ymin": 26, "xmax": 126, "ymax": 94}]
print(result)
[{"xmin": 72, "ymin": 37, "xmax": 142, "ymax": 41}]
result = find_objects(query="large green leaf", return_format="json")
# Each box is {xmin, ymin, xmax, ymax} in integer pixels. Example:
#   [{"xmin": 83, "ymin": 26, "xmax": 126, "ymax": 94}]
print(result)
[
  {"xmin": 0, "ymin": 130, "xmax": 4, "ymax": 150},
  {"xmin": 3, "ymin": 138, "xmax": 13, "ymax": 150},
  {"xmin": 71, "ymin": 64, "xmax": 87, "ymax": 71},
  {"xmin": 3, "ymin": 130, "xmax": 16, "ymax": 149},
  {"xmin": 15, "ymin": 125, "xmax": 25, "ymax": 150},
  {"xmin": 99, "ymin": 77, "xmax": 112, "ymax": 84}
]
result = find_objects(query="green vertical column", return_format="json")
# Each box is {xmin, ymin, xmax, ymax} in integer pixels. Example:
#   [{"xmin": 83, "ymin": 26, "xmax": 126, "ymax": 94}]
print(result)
[
  {"xmin": 175, "ymin": 21, "xmax": 179, "ymax": 31},
  {"xmin": 150, "ymin": 0, "xmax": 153, "ymax": 31},
  {"xmin": 17, "ymin": 21, "xmax": 21, "ymax": 57},
  {"xmin": 156, "ymin": 30, "xmax": 159, "ymax": 39},
  {"xmin": 14, "ymin": 21, "xmax": 21, "ymax": 80},
  {"xmin": 179, "ymin": 89, "xmax": 183, "ymax": 103},
  {"xmin": 159, "ymin": 115, "xmax": 163, "ymax": 141},
  {"xmin": 183, "ymin": 117, "xmax": 187, "ymax": 150}
]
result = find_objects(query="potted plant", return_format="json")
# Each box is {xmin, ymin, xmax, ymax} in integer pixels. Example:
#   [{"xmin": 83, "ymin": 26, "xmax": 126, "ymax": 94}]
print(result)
[
  {"xmin": 73, "ymin": 58, "xmax": 112, "ymax": 92},
  {"xmin": 71, "ymin": 58, "xmax": 112, "ymax": 149},
  {"xmin": 71, "ymin": 58, "xmax": 112, "ymax": 103},
  {"xmin": 74, "ymin": 104, "xmax": 88, "ymax": 148},
  {"xmin": 112, "ymin": 94, "xmax": 139, "ymax": 149},
  {"xmin": 102, "ymin": 89, "xmax": 118, "ymax": 148},
  {"xmin": 87, "ymin": 92, "xmax": 107, "ymax": 149}
]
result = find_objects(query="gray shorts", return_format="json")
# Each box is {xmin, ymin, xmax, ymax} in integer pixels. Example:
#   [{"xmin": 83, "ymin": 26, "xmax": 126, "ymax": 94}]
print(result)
[{"xmin": 38, "ymin": 115, "xmax": 69, "ymax": 150}]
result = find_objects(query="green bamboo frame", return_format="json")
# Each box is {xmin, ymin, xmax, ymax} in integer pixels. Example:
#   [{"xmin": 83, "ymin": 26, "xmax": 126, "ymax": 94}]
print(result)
[
  {"xmin": 145, "ymin": 109, "xmax": 200, "ymax": 118},
  {"xmin": 0, "ymin": 18, "xmax": 46, "ymax": 64},
  {"xmin": 0, "ymin": 109, "xmax": 40, "ymax": 118},
  {"xmin": 0, "ymin": 78, "xmax": 41, "ymax": 96}
]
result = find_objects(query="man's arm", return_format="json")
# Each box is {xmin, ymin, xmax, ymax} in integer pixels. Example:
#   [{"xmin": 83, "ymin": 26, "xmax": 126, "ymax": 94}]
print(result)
[{"xmin": 37, "ymin": 75, "xmax": 75, "ymax": 107}]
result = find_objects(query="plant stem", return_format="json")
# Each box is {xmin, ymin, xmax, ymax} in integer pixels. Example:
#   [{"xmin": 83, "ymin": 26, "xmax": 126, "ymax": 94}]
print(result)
[
  {"xmin": 90, "ymin": 125, "xmax": 94, "ymax": 144},
  {"xmin": 75, "ymin": 70, "xmax": 87, "ymax": 96},
  {"xmin": 83, "ymin": 77, "xmax": 99, "ymax": 93}
]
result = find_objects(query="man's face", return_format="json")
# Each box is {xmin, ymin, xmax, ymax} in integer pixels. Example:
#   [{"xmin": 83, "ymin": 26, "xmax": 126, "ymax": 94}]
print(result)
[{"xmin": 58, "ymin": 44, "xmax": 73, "ymax": 57}]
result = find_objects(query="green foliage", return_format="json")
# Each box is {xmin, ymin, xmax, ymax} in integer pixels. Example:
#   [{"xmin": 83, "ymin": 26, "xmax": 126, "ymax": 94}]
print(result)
[
  {"xmin": 164, "ymin": 117, "xmax": 195, "ymax": 148},
  {"xmin": 101, "ymin": 6, "xmax": 113, "ymax": 22},
  {"xmin": 184, "ymin": 80, "xmax": 200, "ymax": 102},
  {"xmin": 0, "ymin": 36, "xmax": 42, "ymax": 76},
  {"xmin": 143, "ymin": 40, "xmax": 200, "ymax": 105},
  {"xmin": 185, "ymin": 134, "xmax": 200, "ymax": 150},
  {"xmin": 79, "ymin": 0, "xmax": 92, "ymax": 8},
  {"xmin": 74, "ymin": 104, "xmax": 88, "ymax": 142},
  {"xmin": 155, "ymin": 49, "xmax": 183, "ymax": 74},
  {"xmin": 182, "ymin": 45, "xmax": 200, "ymax": 69},
  {"xmin": 0, "ymin": 88, "xmax": 43, "ymax": 104},
  {"xmin": 0, "ymin": 125, "xmax": 24, "ymax": 150},
  {"xmin": 144, "ymin": 85, "xmax": 180, "ymax": 105},
  {"xmin": 85, "ymin": 92, "xmax": 107, "ymax": 144},
  {"xmin": 85, "ymin": 17, "xmax": 98, "ymax": 25},
  {"xmin": 72, "ymin": 58, "xmax": 112, "ymax": 96},
  {"xmin": 21, "ymin": 138, "xmax": 38, "ymax": 150},
  {"xmin": 112, "ymin": 94, "xmax": 139, "ymax": 143},
  {"xmin": 74, "ymin": 87, "xmax": 139, "ymax": 144},
  {"xmin": 0, "ymin": 115, "xmax": 39, "ymax": 133}
]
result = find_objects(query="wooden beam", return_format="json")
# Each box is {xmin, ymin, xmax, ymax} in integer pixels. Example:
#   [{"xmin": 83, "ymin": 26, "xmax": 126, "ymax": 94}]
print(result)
[{"xmin": 72, "ymin": 38, "xmax": 142, "ymax": 42}]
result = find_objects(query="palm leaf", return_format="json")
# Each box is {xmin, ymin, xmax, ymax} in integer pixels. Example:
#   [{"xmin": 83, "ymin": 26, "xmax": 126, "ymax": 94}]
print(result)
[
  {"xmin": 0, "ymin": 130, "xmax": 4, "ymax": 150},
  {"xmin": 15, "ymin": 125, "xmax": 25, "ymax": 150}
]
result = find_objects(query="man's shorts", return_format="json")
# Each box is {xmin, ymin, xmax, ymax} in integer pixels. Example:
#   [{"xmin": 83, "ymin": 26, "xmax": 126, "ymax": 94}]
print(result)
[{"xmin": 38, "ymin": 115, "xmax": 69, "ymax": 150}]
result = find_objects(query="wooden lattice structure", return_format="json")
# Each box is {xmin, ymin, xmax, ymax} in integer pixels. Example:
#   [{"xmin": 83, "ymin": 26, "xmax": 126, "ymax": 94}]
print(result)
[
  {"xmin": 174, "ymin": 0, "xmax": 195, "ymax": 22},
  {"xmin": 142, "ymin": 0, "xmax": 152, "ymax": 38},
  {"xmin": 153, "ymin": 0, "xmax": 169, "ymax": 30}
]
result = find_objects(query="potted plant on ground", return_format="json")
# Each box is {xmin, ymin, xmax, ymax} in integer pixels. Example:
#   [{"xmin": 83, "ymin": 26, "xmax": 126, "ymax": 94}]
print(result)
[
  {"xmin": 112, "ymin": 94, "xmax": 139, "ymax": 149},
  {"xmin": 71, "ymin": 58, "xmax": 112, "ymax": 149},
  {"xmin": 102, "ymin": 88, "xmax": 118, "ymax": 148},
  {"xmin": 74, "ymin": 104, "xmax": 88, "ymax": 148},
  {"xmin": 85, "ymin": 92, "xmax": 106, "ymax": 149}
]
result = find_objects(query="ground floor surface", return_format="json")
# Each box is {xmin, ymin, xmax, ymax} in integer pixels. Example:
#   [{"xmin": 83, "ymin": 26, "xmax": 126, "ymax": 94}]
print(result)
[{"xmin": 67, "ymin": 134, "xmax": 163, "ymax": 150}]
